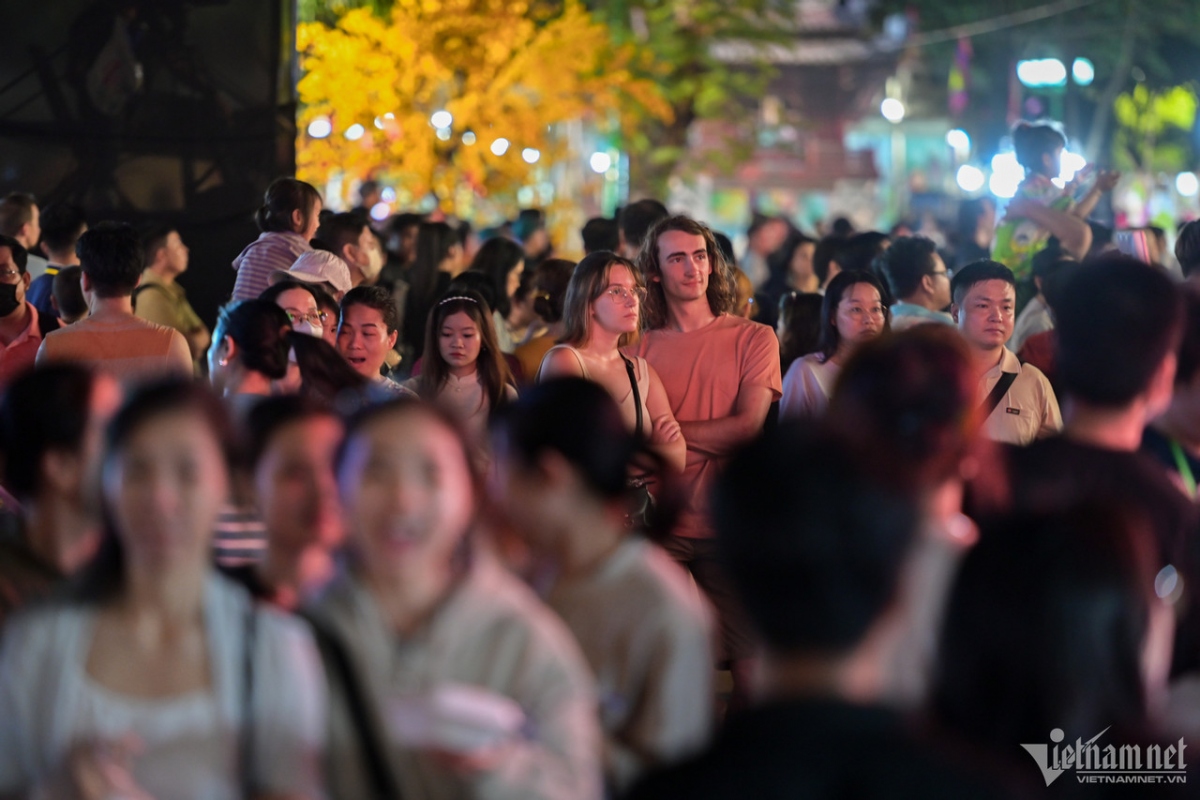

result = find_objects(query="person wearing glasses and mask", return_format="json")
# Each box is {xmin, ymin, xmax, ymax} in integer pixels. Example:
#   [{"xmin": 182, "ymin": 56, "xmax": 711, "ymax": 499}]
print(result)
[
  {"xmin": 537, "ymin": 251, "xmax": 685, "ymax": 475},
  {"xmin": 877, "ymin": 236, "xmax": 954, "ymax": 332}
]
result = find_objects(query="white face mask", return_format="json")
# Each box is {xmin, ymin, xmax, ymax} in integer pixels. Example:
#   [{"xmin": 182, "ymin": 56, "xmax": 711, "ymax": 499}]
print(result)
[
  {"xmin": 292, "ymin": 320, "xmax": 323, "ymax": 338},
  {"xmin": 361, "ymin": 245, "xmax": 385, "ymax": 282}
]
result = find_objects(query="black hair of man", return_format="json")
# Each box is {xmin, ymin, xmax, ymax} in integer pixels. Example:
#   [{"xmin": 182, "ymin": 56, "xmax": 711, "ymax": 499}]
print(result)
[
  {"xmin": 76, "ymin": 222, "xmax": 143, "ymax": 298},
  {"xmin": 812, "ymin": 236, "xmax": 847, "ymax": 285},
  {"xmin": 39, "ymin": 203, "xmax": 87, "ymax": 257},
  {"xmin": 1177, "ymin": 220, "xmax": 1200, "ymax": 278},
  {"xmin": 140, "ymin": 223, "xmax": 176, "ymax": 269},
  {"xmin": 0, "ymin": 193, "xmax": 36, "ymax": 239},
  {"xmin": 53, "ymin": 266, "xmax": 88, "ymax": 321},
  {"xmin": 949, "ymin": 260, "xmax": 1015, "ymax": 307},
  {"xmin": 619, "ymin": 199, "xmax": 669, "ymax": 252},
  {"xmin": 712, "ymin": 423, "xmax": 919, "ymax": 655},
  {"xmin": 0, "ymin": 234, "xmax": 28, "ymax": 274},
  {"xmin": 340, "ymin": 284, "xmax": 399, "ymax": 334},
  {"xmin": 317, "ymin": 212, "xmax": 369, "ymax": 257},
  {"xmin": 878, "ymin": 236, "xmax": 939, "ymax": 300},
  {"xmin": 1056, "ymin": 253, "xmax": 1183, "ymax": 408},
  {"xmin": 581, "ymin": 217, "xmax": 619, "ymax": 254}
]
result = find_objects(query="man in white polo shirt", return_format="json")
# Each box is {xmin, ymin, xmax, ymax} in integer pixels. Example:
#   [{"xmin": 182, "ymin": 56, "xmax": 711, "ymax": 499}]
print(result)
[{"xmin": 950, "ymin": 259, "xmax": 1061, "ymax": 445}]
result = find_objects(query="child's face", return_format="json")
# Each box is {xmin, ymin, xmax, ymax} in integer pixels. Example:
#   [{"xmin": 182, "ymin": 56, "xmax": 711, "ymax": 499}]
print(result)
[
  {"xmin": 1041, "ymin": 146, "xmax": 1064, "ymax": 178},
  {"xmin": 438, "ymin": 311, "xmax": 482, "ymax": 372}
]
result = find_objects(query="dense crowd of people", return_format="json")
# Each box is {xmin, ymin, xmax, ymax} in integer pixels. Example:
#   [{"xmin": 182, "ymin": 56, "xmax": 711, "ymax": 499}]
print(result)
[{"xmin": 2, "ymin": 122, "xmax": 1200, "ymax": 798}]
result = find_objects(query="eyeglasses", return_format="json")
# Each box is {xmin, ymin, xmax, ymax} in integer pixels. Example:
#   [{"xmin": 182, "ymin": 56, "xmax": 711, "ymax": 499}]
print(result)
[
  {"xmin": 930, "ymin": 268, "xmax": 953, "ymax": 279},
  {"xmin": 603, "ymin": 285, "xmax": 645, "ymax": 304},
  {"xmin": 0, "ymin": 269, "xmax": 21, "ymax": 283},
  {"xmin": 285, "ymin": 309, "xmax": 328, "ymax": 326}
]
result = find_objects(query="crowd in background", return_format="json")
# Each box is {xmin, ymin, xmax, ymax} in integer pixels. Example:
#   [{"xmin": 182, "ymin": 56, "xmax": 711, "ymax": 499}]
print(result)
[{"xmin": 1, "ymin": 118, "xmax": 1200, "ymax": 798}]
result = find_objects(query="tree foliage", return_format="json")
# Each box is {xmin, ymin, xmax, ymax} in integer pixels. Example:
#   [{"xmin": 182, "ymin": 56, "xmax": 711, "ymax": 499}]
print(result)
[
  {"xmin": 295, "ymin": 0, "xmax": 670, "ymax": 211},
  {"xmin": 589, "ymin": 0, "xmax": 794, "ymax": 196},
  {"xmin": 1113, "ymin": 84, "xmax": 1197, "ymax": 172}
]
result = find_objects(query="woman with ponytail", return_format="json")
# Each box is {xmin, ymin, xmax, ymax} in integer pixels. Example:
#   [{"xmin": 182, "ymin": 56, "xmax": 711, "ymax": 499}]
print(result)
[{"xmin": 490, "ymin": 378, "xmax": 713, "ymax": 795}]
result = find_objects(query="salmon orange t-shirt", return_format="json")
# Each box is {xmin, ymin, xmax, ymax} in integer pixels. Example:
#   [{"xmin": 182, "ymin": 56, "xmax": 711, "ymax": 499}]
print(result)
[{"xmin": 634, "ymin": 314, "xmax": 781, "ymax": 538}]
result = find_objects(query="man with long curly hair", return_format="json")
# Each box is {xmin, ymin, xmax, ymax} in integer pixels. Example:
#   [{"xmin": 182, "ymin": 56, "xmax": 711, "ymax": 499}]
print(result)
[{"xmin": 633, "ymin": 214, "xmax": 781, "ymax": 711}]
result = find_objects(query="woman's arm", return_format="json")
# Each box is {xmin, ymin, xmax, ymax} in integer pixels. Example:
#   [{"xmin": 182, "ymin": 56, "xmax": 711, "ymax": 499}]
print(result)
[
  {"xmin": 644, "ymin": 365, "xmax": 686, "ymax": 473},
  {"xmin": 1069, "ymin": 170, "xmax": 1121, "ymax": 220}
]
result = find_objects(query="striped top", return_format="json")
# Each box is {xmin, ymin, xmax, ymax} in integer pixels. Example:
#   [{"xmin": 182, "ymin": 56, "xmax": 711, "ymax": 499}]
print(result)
[
  {"xmin": 36, "ymin": 314, "xmax": 193, "ymax": 386},
  {"xmin": 231, "ymin": 231, "xmax": 311, "ymax": 301}
]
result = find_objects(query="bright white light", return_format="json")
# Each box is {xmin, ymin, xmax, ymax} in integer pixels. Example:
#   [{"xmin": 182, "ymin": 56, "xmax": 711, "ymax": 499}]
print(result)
[
  {"xmin": 344, "ymin": 123, "xmax": 365, "ymax": 141},
  {"xmin": 370, "ymin": 202, "xmax": 391, "ymax": 221},
  {"xmin": 430, "ymin": 110, "xmax": 452, "ymax": 129},
  {"xmin": 1177, "ymin": 171, "xmax": 1200, "ymax": 197},
  {"xmin": 374, "ymin": 112, "xmax": 395, "ymax": 130},
  {"xmin": 490, "ymin": 138, "xmax": 510, "ymax": 156},
  {"xmin": 307, "ymin": 117, "xmax": 332, "ymax": 139},
  {"xmin": 381, "ymin": 187, "xmax": 396, "ymax": 202},
  {"xmin": 436, "ymin": 128, "xmax": 451, "ymax": 141},
  {"xmin": 462, "ymin": 131, "xmax": 477, "ymax": 146},
  {"xmin": 522, "ymin": 148, "xmax": 540, "ymax": 164},
  {"xmin": 880, "ymin": 98, "xmax": 905, "ymax": 123},
  {"xmin": 989, "ymin": 152, "xmax": 1024, "ymax": 199},
  {"xmin": 1072, "ymin": 58, "xmax": 1095, "ymax": 86},
  {"xmin": 1017, "ymin": 58, "xmax": 1067, "ymax": 88},
  {"xmin": 946, "ymin": 129, "xmax": 970, "ymax": 151},
  {"xmin": 1058, "ymin": 150, "xmax": 1087, "ymax": 184},
  {"xmin": 589, "ymin": 152, "xmax": 612, "ymax": 173},
  {"xmin": 956, "ymin": 164, "xmax": 986, "ymax": 193}
]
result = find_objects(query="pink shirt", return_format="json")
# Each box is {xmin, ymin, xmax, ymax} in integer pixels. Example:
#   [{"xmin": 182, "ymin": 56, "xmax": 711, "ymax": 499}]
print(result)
[
  {"xmin": 0, "ymin": 304, "xmax": 42, "ymax": 390},
  {"xmin": 634, "ymin": 314, "xmax": 781, "ymax": 538}
]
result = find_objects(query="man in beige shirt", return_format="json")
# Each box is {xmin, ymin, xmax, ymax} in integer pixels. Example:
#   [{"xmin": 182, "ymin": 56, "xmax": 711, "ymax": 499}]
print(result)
[
  {"xmin": 950, "ymin": 259, "xmax": 1061, "ymax": 445},
  {"xmin": 37, "ymin": 223, "xmax": 192, "ymax": 385},
  {"xmin": 134, "ymin": 225, "xmax": 210, "ymax": 364}
]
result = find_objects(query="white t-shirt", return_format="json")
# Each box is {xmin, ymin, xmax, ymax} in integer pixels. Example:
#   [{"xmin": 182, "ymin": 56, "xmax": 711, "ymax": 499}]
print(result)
[
  {"xmin": 780, "ymin": 353, "xmax": 841, "ymax": 419},
  {"xmin": 0, "ymin": 574, "xmax": 326, "ymax": 799}
]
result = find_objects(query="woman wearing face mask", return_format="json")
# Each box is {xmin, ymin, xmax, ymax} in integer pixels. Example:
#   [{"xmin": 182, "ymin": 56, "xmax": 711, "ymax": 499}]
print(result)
[
  {"xmin": 779, "ymin": 270, "xmax": 890, "ymax": 420},
  {"xmin": 0, "ymin": 381, "xmax": 327, "ymax": 799},
  {"xmin": 491, "ymin": 379, "xmax": 713, "ymax": 794},
  {"xmin": 304, "ymin": 399, "xmax": 601, "ymax": 800},
  {"xmin": 259, "ymin": 280, "xmax": 327, "ymax": 394}
]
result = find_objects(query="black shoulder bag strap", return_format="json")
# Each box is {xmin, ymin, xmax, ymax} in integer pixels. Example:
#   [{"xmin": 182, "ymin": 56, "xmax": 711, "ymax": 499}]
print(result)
[
  {"xmin": 621, "ymin": 354, "xmax": 644, "ymax": 437},
  {"xmin": 299, "ymin": 610, "xmax": 403, "ymax": 799},
  {"xmin": 981, "ymin": 371, "xmax": 1018, "ymax": 417}
]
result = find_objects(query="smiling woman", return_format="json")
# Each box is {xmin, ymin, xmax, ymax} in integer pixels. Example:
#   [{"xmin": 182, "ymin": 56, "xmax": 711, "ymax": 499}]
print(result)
[
  {"xmin": 0, "ymin": 381, "xmax": 326, "ymax": 799},
  {"xmin": 306, "ymin": 399, "xmax": 602, "ymax": 799}
]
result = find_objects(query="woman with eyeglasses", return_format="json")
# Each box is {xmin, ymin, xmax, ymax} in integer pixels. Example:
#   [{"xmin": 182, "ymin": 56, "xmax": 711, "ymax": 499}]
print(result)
[
  {"xmin": 537, "ymin": 251, "xmax": 685, "ymax": 475},
  {"xmin": 779, "ymin": 269, "xmax": 890, "ymax": 420},
  {"xmin": 258, "ymin": 280, "xmax": 329, "ymax": 394}
]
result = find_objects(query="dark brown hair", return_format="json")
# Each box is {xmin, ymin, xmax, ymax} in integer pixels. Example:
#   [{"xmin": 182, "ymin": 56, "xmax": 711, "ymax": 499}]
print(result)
[
  {"xmin": 417, "ymin": 289, "xmax": 513, "ymax": 412},
  {"xmin": 637, "ymin": 215, "xmax": 735, "ymax": 330},
  {"xmin": 255, "ymin": 177, "xmax": 321, "ymax": 235}
]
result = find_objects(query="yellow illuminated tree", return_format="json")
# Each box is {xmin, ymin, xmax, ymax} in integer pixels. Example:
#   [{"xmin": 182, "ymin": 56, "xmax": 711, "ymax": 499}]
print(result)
[{"xmin": 296, "ymin": 0, "xmax": 671, "ymax": 211}]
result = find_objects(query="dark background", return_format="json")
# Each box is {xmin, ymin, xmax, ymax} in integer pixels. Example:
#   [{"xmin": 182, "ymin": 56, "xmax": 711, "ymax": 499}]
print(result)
[{"xmin": 0, "ymin": 0, "xmax": 296, "ymax": 328}]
